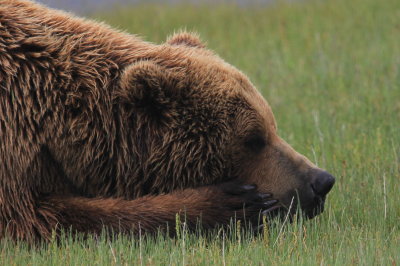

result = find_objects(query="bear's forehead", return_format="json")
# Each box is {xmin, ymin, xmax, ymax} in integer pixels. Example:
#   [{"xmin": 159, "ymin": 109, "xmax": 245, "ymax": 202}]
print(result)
[
  {"xmin": 156, "ymin": 45, "xmax": 245, "ymax": 86},
  {"xmin": 241, "ymin": 85, "xmax": 277, "ymax": 133},
  {"xmin": 155, "ymin": 45, "xmax": 277, "ymax": 132}
]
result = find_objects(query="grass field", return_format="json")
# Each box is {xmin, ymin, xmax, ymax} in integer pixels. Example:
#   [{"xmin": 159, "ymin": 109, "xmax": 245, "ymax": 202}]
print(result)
[{"xmin": 2, "ymin": 0, "xmax": 400, "ymax": 264}]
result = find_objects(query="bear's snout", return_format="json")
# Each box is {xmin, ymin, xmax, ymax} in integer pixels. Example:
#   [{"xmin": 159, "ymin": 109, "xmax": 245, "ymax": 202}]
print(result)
[
  {"xmin": 298, "ymin": 169, "xmax": 335, "ymax": 218},
  {"xmin": 311, "ymin": 170, "xmax": 335, "ymax": 197}
]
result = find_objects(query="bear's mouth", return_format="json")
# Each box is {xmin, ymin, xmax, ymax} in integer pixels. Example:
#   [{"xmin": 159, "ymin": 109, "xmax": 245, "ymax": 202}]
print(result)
[
  {"xmin": 303, "ymin": 195, "xmax": 326, "ymax": 219},
  {"xmin": 273, "ymin": 195, "xmax": 326, "ymax": 221}
]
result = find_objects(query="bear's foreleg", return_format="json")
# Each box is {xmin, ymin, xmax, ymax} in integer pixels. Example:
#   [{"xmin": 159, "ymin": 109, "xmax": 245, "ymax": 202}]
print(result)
[{"xmin": 36, "ymin": 183, "xmax": 278, "ymax": 239}]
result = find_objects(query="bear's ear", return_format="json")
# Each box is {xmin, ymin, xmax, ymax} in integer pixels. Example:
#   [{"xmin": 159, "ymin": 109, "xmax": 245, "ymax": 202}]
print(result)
[
  {"xmin": 166, "ymin": 31, "xmax": 206, "ymax": 49},
  {"xmin": 116, "ymin": 61, "xmax": 180, "ymax": 118}
]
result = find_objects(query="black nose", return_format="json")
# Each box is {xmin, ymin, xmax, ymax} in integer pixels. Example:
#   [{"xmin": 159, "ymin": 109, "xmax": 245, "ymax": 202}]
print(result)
[{"xmin": 311, "ymin": 171, "xmax": 335, "ymax": 196}]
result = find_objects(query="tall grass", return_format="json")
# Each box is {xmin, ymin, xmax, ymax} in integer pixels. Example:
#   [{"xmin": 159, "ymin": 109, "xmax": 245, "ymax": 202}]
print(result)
[{"xmin": 2, "ymin": 0, "xmax": 399, "ymax": 264}]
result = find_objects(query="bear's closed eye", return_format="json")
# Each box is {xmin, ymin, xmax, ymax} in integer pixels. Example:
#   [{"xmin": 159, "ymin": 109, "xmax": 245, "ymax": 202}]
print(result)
[{"xmin": 244, "ymin": 135, "xmax": 267, "ymax": 153}]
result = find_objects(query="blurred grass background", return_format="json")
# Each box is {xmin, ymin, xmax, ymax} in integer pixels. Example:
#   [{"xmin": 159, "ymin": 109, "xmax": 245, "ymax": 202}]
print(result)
[{"xmin": 2, "ymin": 0, "xmax": 400, "ymax": 264}]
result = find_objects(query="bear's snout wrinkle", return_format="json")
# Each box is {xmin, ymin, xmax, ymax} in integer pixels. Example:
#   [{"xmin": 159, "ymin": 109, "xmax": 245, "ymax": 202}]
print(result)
[{"xmin": 311, "ymin": 170, "xmax": 335, "ymax": 197}]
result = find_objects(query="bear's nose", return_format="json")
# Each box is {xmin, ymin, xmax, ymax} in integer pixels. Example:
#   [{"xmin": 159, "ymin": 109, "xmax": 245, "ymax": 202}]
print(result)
[{"xmin": 311, "ymin": 171, "xmax": 335, "ymax": 196}]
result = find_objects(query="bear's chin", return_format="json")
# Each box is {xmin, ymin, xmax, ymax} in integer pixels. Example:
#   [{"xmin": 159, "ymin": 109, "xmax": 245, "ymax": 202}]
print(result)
[
  {"xmin": 303, "ymin": 198, "xmax": 326, "ymax": 219},
  {"xmin": 273, "ymin": 196, "xmax": 327, "ymax": 222}
]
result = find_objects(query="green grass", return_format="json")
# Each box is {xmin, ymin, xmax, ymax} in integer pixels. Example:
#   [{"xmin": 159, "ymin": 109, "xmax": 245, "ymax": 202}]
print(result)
[{"xmin": 3, "ymin": 0, "xmax": 400, "ymax": 264}]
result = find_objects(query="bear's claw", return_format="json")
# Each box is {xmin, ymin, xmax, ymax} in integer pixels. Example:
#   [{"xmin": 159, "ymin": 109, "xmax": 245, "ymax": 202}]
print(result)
[
  {"xmin": 256, "ymin": 192, "xmax": 273, "ymax": 200},
  {"xmin": 214, "ymin": 181, "xmax": 279, "ymax": 228},
  {"xmin": 263, "ymin": 200, "xmax": 278, "ymax": 206}
]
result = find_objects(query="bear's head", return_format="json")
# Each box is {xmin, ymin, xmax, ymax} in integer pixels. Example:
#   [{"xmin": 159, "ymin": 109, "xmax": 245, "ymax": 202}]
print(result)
[{"xmin": 115, "ymin": 32, "xmax": 335, "ymax": 219}]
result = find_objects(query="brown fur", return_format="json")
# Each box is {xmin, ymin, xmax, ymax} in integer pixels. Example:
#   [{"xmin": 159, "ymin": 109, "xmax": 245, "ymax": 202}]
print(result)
[{"xmin": 0, "ymin": 0, "xmax": 333, "ymax": 242}]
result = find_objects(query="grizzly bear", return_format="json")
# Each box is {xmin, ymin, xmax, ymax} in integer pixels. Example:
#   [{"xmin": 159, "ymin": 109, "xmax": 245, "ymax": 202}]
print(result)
[{"xmin": 0, "ymin": 0, "xmax": 335, "ymax": 242}]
